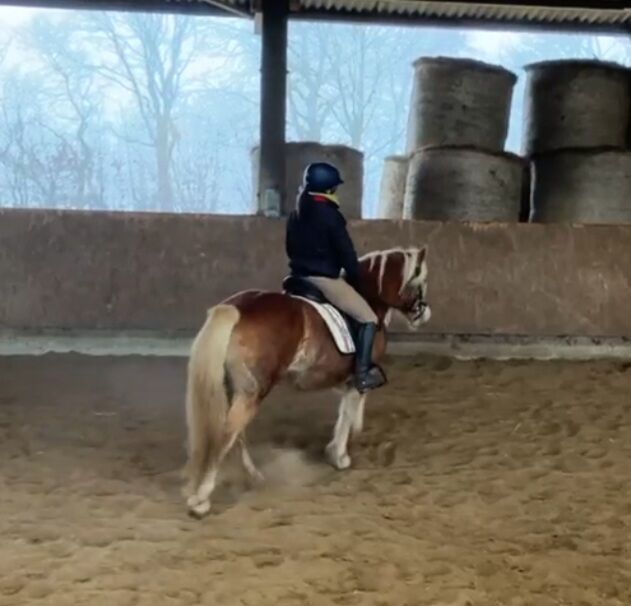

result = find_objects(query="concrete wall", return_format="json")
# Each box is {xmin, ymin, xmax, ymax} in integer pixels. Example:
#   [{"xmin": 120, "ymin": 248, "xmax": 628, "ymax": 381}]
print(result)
[{"xmin": 1, "ymin": 209, "xmax": 630, "ymax": 337}]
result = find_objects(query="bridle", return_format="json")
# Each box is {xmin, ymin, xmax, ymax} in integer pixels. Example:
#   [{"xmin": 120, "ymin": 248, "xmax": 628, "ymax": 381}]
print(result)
[{"xmin": 401, "ymin": 283, "xmax": 428, "ymax": 322}]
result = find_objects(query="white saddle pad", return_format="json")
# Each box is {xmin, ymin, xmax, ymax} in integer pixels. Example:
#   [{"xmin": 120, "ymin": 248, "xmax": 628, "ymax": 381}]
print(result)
[{"xmin": 292, "ymin": 296, "xmax": 355, "ymax": 354}]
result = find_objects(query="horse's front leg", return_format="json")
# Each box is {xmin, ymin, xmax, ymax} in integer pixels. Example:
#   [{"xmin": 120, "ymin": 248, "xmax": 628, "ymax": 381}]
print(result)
[{"xmin": 325, "ymin": 387, "xmax": 366, "ymax": 470}]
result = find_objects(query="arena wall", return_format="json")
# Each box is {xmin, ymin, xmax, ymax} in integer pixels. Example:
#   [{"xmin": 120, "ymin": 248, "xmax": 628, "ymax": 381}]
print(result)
[{"xmin": 1, "ymin": 209, "xmax": 629, "ymax": 337}]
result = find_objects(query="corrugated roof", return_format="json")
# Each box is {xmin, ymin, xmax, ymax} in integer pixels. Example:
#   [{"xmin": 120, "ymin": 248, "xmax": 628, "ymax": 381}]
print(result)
[
  {"xmin": 180, "ymin": 0, "xmax": 631, "ymax": 27},
  {"xmin": 298, "ymin": 1, "xmax": 631, "ymax": 26},
  {"xmin": 6, "ymin": 0, "xmax": 628, "ymax": 25}
]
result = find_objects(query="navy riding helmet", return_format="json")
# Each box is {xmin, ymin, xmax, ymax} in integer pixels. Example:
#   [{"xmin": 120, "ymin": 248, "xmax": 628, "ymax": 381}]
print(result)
[{"xmin": 303, "ymin": 162, "xmax": 344, "ymax": 194}]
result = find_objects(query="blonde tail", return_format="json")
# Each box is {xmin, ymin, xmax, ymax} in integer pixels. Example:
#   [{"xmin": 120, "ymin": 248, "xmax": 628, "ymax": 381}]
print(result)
[{"xmin": 183, "ymin": 304, "xmax": 240, "ymax": 494}]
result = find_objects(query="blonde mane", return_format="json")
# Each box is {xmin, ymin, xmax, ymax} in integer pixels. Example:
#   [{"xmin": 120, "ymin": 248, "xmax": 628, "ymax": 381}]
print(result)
[{"xmin": 360, "ymin": 247, "xmax": 426, "ymax": 295}]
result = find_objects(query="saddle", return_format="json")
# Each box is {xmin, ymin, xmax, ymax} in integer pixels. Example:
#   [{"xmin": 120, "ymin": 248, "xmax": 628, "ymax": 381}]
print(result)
[{"xmin": 282, "ymin": 275, "xmax": 359, "ymax": 354}]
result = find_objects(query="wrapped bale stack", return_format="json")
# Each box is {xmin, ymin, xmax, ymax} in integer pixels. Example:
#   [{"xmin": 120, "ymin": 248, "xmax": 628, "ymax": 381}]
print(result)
[
  {"xmin": 251, "ymin": 142, "xmax": 364, "ymax": 218},
  {"xmin": 377, "ymin": 56, "xmax": 524, "ymax": 222},
  {"xmin": 405, "ymin": 146, "xmax": 524, "ymax": 222},
  {"xmin": 524, "ymin": 60, "xmax": 631, "ymax": 223},
  {"xmin": 404, "ymin": 58, "xmax": 523, "ymax": 222},
  {"xmin": 405, "ymin": 57, "xmax": 516, "ymax": 152},
  {"xmin": 377, "ymin": 155, "xmax": 410, "ymax": 219}
]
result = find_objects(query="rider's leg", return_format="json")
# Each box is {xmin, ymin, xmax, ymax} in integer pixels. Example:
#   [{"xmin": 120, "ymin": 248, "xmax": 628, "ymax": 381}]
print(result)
[{"xmin": 305, "ymin": 276, "xmax": 386, "ymax": 393}]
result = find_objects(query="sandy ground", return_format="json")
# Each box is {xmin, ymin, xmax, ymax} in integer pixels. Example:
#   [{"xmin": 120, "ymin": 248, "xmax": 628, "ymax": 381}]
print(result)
[{"xmin": 1, "ymin": 353, "xmax": 631, "ymax": 606}]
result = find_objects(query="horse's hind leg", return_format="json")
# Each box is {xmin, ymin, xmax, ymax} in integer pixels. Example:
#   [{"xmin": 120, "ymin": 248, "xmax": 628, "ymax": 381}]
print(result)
[
  {"xmin": 239, "ymin": 434, "xmax": 264, "ymax": 485},
  {"xmin": 188, "ymin": 394, "xmax": 259, "ymax": 517},
  {"xmin": 325, "ymin": 388, "xmax": 366, "ymax": 470}
]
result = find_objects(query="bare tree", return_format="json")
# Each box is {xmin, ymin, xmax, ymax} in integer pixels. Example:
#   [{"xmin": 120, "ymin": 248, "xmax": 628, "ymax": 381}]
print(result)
[
  {"xmin": 2, "ymin": 12, "xmax": 258, "ymax": 213},
  {"xmin": 26, "ymin": 17, "xmax": 105, "ymax": 207},
  {"xmin": 0, "ymin": 71, "xmax": 63, "ymax": 207},
  {"xmin": 287, "ymin": 26, "xmax": 333, "ymax": 141},
  {"xmin": 82, "ymin": 12, "xmax": 205, "ymax": 210}
]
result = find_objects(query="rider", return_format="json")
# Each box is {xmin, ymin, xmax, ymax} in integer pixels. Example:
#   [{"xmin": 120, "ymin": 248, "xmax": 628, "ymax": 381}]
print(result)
[{"xmin": 285, "ymin": 161, "xmax": 386, "ymax": 393}]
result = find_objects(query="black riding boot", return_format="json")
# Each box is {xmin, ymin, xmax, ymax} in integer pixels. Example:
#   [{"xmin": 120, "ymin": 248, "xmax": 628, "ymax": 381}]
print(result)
[{"xmin": 354, "ymin": 322, "xmax": 387, "ymax": 393}]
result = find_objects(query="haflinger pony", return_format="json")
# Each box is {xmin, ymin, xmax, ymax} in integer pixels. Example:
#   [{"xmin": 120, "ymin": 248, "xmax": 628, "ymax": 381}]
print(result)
[{"xmin": 183, "ymin": 246, "xmax": 431, "ymax": 517}]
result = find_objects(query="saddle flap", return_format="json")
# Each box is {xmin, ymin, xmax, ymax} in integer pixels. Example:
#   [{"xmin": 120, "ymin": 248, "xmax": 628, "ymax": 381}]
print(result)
[
  {"xmin": 292, "ymin": 297, "xmax": 356, "ymax": 355},
  {"xmin": 282, "ymin": 275, "xmax": 356, "ymax": 354},
  {"xmin": 282, "ymin": 275, "xmax": 327, "ymax": 304}
]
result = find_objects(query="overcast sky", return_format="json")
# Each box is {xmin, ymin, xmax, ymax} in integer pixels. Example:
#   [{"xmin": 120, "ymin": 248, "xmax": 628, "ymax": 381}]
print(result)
[{"xmin": 1, "ymin": 5, "xmax": 36, "ymax": 26}]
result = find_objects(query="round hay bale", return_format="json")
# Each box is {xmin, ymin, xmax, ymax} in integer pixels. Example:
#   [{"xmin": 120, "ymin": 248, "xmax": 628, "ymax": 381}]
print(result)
[
  {"xmin": 523, "ymin": 60, "xmax": 631, "ymax": 155},
  {"xmin": 531, "ymin": 149, "xmax": 631, "ymax": 224},
  {"xmin": 376, "ymin": 155, "xmax": 410, "ymax": 219},
  {"xmin": 251, "ymin": 142, "xmax": 364, "ymax": 218},
  {"xmin": 406, "ymin": 57, "xmax": 517, "ymax": 153},
  {"xmin": 403, "ymin": 146, "xmax": 525, "ymax": 222}
]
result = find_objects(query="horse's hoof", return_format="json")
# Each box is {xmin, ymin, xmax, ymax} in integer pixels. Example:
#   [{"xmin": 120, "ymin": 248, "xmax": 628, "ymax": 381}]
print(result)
[
  {"xmin": 325, "ymin": 443, "xmax": 351, "ymax": 470},
  {"xmin": 335, "ymin": 454, "xmax": 351, "ymax": 470},
  {"xmin": 187, "ymin": 495, "xmax": 211, "ymax": 518}
]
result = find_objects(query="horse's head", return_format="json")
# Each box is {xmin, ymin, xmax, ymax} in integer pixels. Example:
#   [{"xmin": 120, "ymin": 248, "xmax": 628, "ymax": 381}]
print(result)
[{"xmin": 360, "ymin": 247, "xmax": 431, "ymax": 329}]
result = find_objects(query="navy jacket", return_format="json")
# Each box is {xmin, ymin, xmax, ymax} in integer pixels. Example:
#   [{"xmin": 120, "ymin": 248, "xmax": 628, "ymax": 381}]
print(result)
[{"xmin": 285, "ymin": 191, "xmax": 360, "ymax": 289}]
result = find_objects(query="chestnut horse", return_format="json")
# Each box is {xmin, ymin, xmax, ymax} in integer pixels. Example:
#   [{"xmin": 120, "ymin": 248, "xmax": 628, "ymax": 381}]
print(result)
[{"xmin": 183, "ymin": 246, "xmax": 430, "ymax": 517}]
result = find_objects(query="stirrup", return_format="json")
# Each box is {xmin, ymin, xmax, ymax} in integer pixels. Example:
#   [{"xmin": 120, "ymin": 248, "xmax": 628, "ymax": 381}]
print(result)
[{"xmin": 354, "ymin": 365, "xmax": 387, "ymax": 394}]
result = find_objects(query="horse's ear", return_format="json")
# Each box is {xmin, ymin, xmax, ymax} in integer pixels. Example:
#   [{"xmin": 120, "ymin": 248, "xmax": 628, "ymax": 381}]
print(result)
[{"xmin": 417, "ymin": 247, "xmax": 427, "ymax": 264}]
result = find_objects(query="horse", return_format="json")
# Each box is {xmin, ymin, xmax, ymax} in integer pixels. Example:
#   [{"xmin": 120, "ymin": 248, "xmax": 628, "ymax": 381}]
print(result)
[{"xmin": 183, "ymin": 246, "xmax": 431, "ymax": 517}]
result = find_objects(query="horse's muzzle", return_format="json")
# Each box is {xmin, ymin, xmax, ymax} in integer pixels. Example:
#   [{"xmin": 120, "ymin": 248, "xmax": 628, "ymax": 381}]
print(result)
[{"xmin": 408, "ymin": 301, "xmax": 431, "ymax": 328}]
